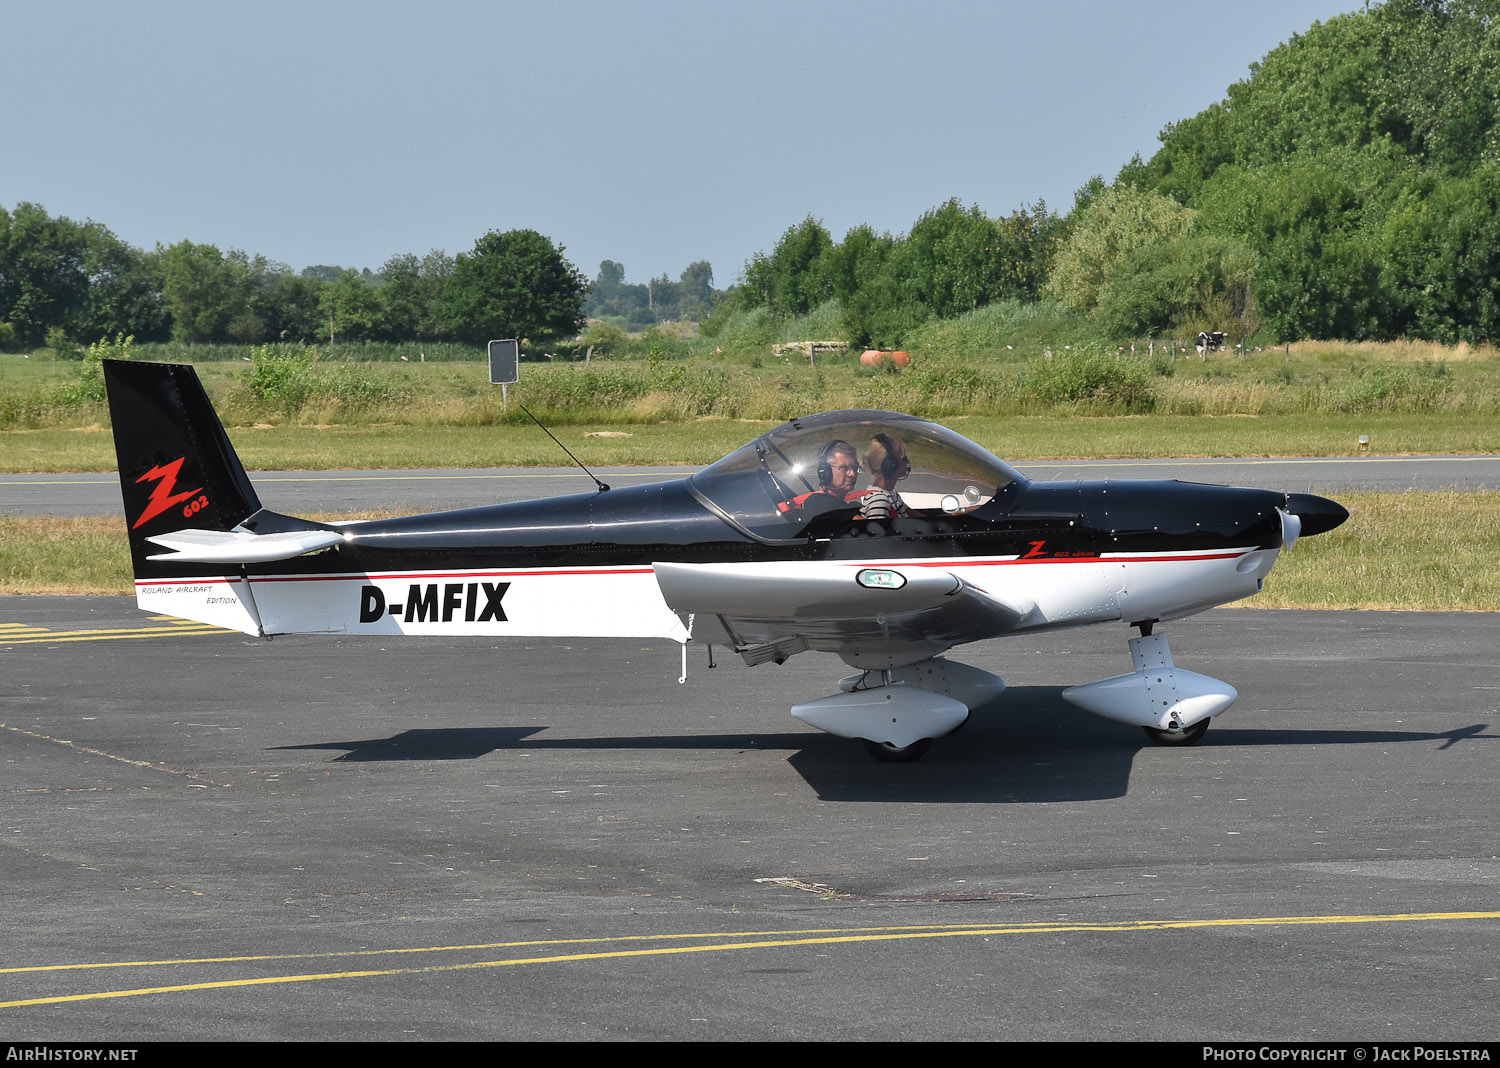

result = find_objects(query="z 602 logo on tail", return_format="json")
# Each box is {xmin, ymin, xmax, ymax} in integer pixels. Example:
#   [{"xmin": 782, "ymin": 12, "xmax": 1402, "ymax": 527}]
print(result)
[{"xmin": 132, "ymin": 457, "xmax": 206, "ymax": 530}]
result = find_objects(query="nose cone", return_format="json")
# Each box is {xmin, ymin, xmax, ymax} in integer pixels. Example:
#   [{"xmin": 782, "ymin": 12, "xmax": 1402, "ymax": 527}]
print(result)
[{"xmin": 1285, "ymin": 492, "xmax": 1349, "ymax": 537}]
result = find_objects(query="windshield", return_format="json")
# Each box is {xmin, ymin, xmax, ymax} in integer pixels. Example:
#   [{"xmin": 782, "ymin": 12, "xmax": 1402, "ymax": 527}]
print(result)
[{"xmin": 689, "ymin": 409, "xmax": 1025, "ymax": 540}]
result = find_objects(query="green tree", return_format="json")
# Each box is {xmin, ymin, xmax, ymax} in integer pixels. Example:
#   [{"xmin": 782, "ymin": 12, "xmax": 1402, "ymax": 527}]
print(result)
[
  {"xmin": 897, "ymin": 198, "xmax": 1012, "ymax": 319},
  {"xmin": 742, "ymin": 216, "xmax": 834, "ymax": 316},
  {"xmin": 441, "ymin": 229, "xmax": 586, "ymax": 345},
  {"xmin": 254, "ymin": 268, "xmax": 326, "ymax": 343},
  {"xmin": 381, "ymin": 250, "xmax": 453, "ymax": 340},
  {"xmin": 646, "ymin": 272, "xmax": 681, "ymax": 321},
  {"xmin": 837, "ymin": 201, "xmax": 1056, "ymax": 347},
  {"xmin": 1379, "ymin": 164, "xmax": 1500, "ymax": 342},
  {"xmin": 319, "ymin": 269, "xmax": 386, "ymax": 341},
  {"xmin": 841, "ymin": 270, "xmax": 928, "ymax": 349},
  {"xmin": 584, "ymin": 260, "xmax": 652, "ymax": 326},
  {"xmin": 159, "ymin": 242, "xmax": 283, "ymax": 343},
  {"xmin": 1131, "ymin": 2, "xmax": 1500, "ymax": 198},
  {"xmin": 676, "ymin": 261, "xmax": 715, "ymax": 321},
  {"xmin": 0, "ymin": 203, "xmax": 86, "ymax": 344},
  {"xmin": 160, "ymin": 255, "xmax": 325, "ymax": 345},
  {"xmin": 160, "ymin": 241, "xmax": 238, "ymax": 343},
  {"xmin": 222, "ymin": 251, "xmax": 278, "ymax": 342},
  {"xmin": 820, "ymin": 224, "xmax": 896, "ymax": 306},
  {"xmin": 80, "ymin": 239, "xmax": 168, "ymax": 342},
  {"xmin": 1366, "ymin": 0, "xmax": 1500, "ymax": 174},
  {"xmin": 991, "ymin": 200, "xmax": 1061, "ymax": 302},
  {"xmin": 1095, "ymin": 233, "xmax": 1259, "ymax": 338},
  {"xmin": 1195, "ymin": 152, "xmax": 1391, "ymax": 340},
  {"xmin": 0, "ymin": 203, "xmax": 158, "ymax": 345},
  {"xmin": 1043, "ymin": 186, "xmax": 1197, "ymax": 315},
  {"xmin": 1109, "ymin": 0, "xmax": 1500, "ymax": 342}
]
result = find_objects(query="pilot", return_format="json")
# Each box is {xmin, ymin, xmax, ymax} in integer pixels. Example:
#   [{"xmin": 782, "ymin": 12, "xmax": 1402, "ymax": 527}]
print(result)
[
  {"xmin": 853, "ymin": 433, "xmax": 910, "ymax": 520},
  {"xmin": 819, "ymin": 440, "xmax": 860, "ymax": 500},
  {"xmin": 778, "ymin": 439, "xmax": 860, "ymax": 514}
]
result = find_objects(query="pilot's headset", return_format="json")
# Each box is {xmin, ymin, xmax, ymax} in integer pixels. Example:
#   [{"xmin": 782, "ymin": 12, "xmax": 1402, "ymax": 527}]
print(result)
[
  {"xmin": 817, "ymin": 440, "xmax": 856, "ymax": 486},
  {"xmin": 871, "ymin": 433, "xmax": 909, "ymax": 480}
]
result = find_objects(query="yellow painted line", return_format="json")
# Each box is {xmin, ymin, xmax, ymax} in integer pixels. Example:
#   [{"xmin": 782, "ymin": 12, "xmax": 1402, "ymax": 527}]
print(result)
[
  {"xmin": 0, "ymin": 626, "xmax": 231, "ymax": 645},
  {"xmin": 2, "ymin": 625, "xmax": 197, "ymax": 637},
  {"xmin": 3, "ymin": 911, "xmax": 1496, "ymax": 1009},
  {"xmin": 0, "ymin": 924, "xmax": 1016, "ymax": 974},
  {"xmin": 0, "ymin": 623, "xmax": 230, "ymax": 637}
]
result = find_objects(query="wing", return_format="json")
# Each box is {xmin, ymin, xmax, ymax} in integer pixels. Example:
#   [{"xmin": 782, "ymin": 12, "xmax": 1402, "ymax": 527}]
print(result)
[{"xmin": 653, "ymin": 561, "xmax": 1036, "ymax": 668}]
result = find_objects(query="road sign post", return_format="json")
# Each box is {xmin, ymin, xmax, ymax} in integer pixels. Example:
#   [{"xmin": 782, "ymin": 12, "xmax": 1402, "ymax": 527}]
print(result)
[{"xmin": 488, "ymin": 339, "xmax": 519, "ymax": 407}]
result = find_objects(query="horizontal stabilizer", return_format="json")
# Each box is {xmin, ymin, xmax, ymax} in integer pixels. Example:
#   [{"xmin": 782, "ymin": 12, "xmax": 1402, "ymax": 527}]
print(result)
[{"xmin": 145, "ymin": 527, "xmax": 344, "ymax": 564}]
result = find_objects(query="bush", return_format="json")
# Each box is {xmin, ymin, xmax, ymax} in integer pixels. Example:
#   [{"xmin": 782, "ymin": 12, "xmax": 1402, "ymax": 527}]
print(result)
[
  {"xmin": 703, "ymin": 304, "xmax": 780, "ymax": 352},
  {"xmin": 1331, "ymin": 366, "xmax": 1448, "ymax": 412},
  {"xmin": 55, "ymin": 333, "xmax": 134, "ymax": 406},
  {"xmin": 46, "ymin": 326, "xmax": 78, "ymax": 362},
  {"xmin": 311, "ymin": 363, "xmax": 414, "ymax": 413},
  {"xmin": 244, "ymin": 344, "xmax": 317, "ymax": 414},
  {"xmin": 1022, "ymin": 350, "xmax": 1157, "ymax": 413},
  {"xmin": 901, "ymin": 299, "xmax": 1105, "ymax": 360},
  {"xmin": 578, "ymin": 320, "xmax": 628, "ymax": 357}
]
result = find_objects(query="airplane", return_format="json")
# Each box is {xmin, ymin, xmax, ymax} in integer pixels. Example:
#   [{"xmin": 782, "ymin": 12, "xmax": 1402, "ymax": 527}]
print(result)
[{"xmin": 103, "ymin": 358, "xmax": 1348, "ymax": 762}]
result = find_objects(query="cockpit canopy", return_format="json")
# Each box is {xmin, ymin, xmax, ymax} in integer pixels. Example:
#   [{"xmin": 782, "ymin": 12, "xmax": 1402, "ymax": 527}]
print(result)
[{"xmin": 688, "ymin": 409, "xmax": 1025, "ymax": 540}]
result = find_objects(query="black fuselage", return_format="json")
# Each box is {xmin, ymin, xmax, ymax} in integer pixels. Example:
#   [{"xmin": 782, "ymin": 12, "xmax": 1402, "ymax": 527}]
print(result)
[{"xmin": 205, "ymin": 475, "xmax": 1308, "ymax": 581}]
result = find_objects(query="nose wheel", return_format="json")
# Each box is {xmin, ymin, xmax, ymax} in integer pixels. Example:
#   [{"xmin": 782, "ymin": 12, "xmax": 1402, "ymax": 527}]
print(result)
[{"xmin": 1141, "ymin": 720, "xmax": 1210, "ymax": 746}]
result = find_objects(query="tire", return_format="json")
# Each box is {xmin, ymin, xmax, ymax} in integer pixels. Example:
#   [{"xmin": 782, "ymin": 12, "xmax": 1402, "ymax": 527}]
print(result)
[
  {"xmin": 862, "ymin": 737, "xmax": 932, "ymax": 763},
  {"xmin": 1141, "ymin": 719, "xmax": 1210, "ymax": 746}
]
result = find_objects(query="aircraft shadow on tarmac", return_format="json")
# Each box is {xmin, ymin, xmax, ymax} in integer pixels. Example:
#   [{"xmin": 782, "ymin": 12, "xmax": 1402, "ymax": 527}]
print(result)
[{"xmin": 270, "ymin": 686, "xmax": 1494, "ymax": 804}]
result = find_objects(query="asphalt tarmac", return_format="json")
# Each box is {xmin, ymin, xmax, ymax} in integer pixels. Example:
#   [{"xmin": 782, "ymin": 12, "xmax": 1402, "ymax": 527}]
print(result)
[
  {"xmin": 3, "ymin": 597, "xmax": 1497, "ymax": 1041},
  {"xmin": 5, "ymin": 453, "xmax": 1499, "ymax": 518}
]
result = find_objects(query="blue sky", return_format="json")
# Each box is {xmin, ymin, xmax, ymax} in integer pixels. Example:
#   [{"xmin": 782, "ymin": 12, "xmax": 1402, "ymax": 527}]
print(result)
[{"xmin": 5, "ymin": 0, "xmax": 1357, "ymax": 288}]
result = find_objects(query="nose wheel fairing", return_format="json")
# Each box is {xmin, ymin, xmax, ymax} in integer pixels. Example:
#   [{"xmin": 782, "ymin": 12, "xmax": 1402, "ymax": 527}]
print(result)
[{"xmin": 1061, "ymin": 630, "xmax": 1237, "ymax": 732}]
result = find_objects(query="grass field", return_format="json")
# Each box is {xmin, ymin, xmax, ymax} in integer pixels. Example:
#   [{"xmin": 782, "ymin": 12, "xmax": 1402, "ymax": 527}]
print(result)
[
  {"xmin": 3, "ymin": 411, "xmax": 1497, "ymax": 473},
  {"xmin": 5, "ymin": 493, "xmax": 1498, "ymax": 609},
  {"xmin": 3, "ymin": 317, "xmax": 1498, "ymax": 470}
]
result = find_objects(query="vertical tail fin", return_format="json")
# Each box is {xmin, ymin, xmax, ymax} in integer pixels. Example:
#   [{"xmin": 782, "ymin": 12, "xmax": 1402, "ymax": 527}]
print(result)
[{"xmin": 104, "ymin": 360, "xmax": 261, "ymax": 569}]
